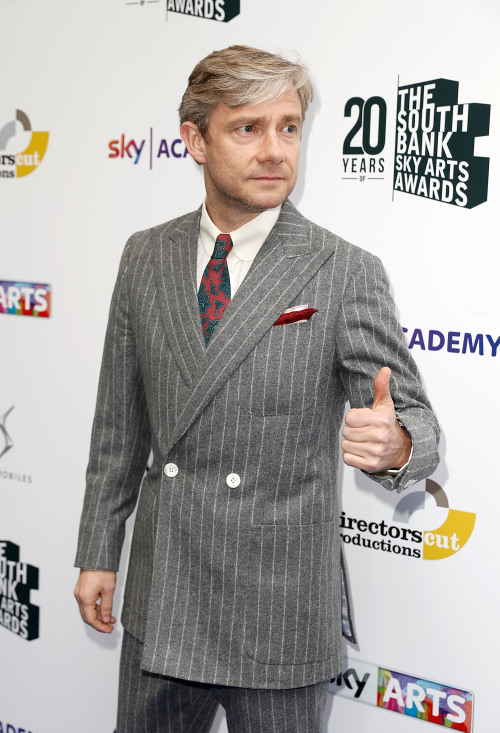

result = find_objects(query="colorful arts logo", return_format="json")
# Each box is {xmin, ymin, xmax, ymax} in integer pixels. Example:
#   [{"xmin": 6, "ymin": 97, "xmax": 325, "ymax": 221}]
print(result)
[
  {"xmin": 0, "ymin": 541, "xmax": 39, "ymax": 641},
  {"xmin": 378, "ymin": 667, "xmax": 472, "ymax": 730},
  {"xmin": 332, "ymin": 658, "xmax": 473, "ymax": 731},
  {"xmin": 0, "ymin": 110, "xmax": 49, "ymax": 178},
  {"xmin": 0, "ymin": 281, "xmax": 51, "ymax": 318},
  {"xmin": 340, "ymin": 478, "xmax": 475, "ymax": 561}
]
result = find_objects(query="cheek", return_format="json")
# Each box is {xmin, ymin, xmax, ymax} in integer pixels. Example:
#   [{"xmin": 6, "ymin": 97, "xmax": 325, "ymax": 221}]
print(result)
[{"xmin": 288, "ymin": 147, "xmax": 301, "ymax": 169}]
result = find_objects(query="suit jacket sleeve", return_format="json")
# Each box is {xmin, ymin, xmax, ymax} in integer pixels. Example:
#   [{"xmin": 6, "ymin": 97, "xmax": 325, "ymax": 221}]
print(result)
[
  {"xmin": 335, "ymin": 248, "xmax": 440, "ymax": 492},
  {"xmin": 75, "ymin": 236, "xmax": 151, "ymax": 570}
]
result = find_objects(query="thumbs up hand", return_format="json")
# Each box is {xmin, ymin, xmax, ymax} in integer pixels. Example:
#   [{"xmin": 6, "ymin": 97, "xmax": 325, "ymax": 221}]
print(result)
[{"xmin": 342, "ymin": 367, "xmax": 412, "ymax": 473}]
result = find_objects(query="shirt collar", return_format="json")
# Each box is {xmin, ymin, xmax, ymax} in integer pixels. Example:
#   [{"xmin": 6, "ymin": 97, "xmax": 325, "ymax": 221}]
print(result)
[{"xmin": 200, "ymin": 201, "xmax": 281, "ymax": 262}]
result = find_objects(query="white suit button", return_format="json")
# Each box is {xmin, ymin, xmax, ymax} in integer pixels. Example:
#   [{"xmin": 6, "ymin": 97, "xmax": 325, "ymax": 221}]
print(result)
[
  {"xmin": 164, "ymin": 463, "xmax": 178, "ymax": 477},
  {"xmin": 226, "ymin": 473, "xmax": 240, "ymax": 488}
]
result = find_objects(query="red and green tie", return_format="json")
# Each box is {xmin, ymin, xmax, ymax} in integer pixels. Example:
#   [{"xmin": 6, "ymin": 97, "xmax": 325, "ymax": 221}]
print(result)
[{"xmin": 198, "ymin": 233, "xmax": 233, "ymax": 344}]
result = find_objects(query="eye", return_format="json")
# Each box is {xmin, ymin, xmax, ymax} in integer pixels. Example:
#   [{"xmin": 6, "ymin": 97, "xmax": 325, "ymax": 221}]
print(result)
[
  {"xmin": 283, "ymin": 124, "xmax": 297, "ymax": 133},
  {"xmin": 238, "ymin": 124, "xmax": 254, "ymax": 133}
]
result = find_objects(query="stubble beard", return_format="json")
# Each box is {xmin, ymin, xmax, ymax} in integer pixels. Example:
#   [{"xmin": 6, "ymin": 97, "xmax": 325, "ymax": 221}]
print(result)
[{"xmin": 211, "ymin": 174, "xmax": 297, "ymax": 217}]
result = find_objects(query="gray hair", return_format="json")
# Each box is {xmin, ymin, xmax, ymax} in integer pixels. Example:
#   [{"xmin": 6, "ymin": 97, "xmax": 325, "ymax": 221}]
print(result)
[{"xmin": 179, "ymin": 45, "xmax": 314, "ymax": 139}]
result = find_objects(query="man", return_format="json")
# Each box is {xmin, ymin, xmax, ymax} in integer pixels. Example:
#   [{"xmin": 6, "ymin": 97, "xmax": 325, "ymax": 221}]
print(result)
[{"xmin": 75, "ymin": 46, "xmax": 439, "ymax": 732}]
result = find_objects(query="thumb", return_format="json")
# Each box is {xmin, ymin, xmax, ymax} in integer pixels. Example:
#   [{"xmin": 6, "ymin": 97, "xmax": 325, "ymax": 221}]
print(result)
[
  {"xmin": 371, "ymin": 367, "xmax": 393, "ymax": 409},
  {"xmin": 100, "ymin": 587, "xmax": 114, "ymax": 624}
]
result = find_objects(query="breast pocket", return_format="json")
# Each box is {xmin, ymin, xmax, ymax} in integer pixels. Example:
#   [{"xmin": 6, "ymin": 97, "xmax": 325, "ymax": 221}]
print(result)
[{"xmin": 238, "ymin": 320, "xmax": 330, "ymax": 417}]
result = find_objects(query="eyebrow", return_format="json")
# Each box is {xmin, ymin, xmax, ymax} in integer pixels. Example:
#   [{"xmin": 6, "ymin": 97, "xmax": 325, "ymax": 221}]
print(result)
[{"xmin": 227, "ymin": 114, "xmax": 303, "ymax": 128}]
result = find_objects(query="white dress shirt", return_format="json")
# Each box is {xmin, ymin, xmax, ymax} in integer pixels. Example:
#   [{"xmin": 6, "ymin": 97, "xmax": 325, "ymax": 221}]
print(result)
[{"xmin": 196, "ymin": 202, "xmax": 281, "ymax": 295}]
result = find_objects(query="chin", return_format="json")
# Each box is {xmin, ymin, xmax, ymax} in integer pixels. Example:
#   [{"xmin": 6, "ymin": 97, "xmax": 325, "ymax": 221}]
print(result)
[{"xmin": 246, "ymin": 190, "xmax": 290, "ymax": 211}]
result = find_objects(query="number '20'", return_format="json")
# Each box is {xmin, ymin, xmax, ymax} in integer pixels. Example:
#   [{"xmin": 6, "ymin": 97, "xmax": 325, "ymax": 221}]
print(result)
[{"xmin": 343, "ymin": 97, "xmax": 387, "ymax": 155}]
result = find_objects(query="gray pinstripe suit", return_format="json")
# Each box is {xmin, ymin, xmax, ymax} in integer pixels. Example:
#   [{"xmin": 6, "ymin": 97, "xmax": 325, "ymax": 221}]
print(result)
[{"xmin": 76, "ymin": 200, "xmax": 439, "ymax": 694}]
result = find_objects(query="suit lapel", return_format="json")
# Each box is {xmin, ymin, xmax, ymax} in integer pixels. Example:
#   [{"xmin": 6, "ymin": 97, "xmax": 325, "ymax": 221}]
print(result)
[
  {"xmin": 167, "ymin": 200, "xmax": 336, "ymax": 452},
  {"xmin": 153, "ymin": 208, "xmax": 205, "ymax": 387}
]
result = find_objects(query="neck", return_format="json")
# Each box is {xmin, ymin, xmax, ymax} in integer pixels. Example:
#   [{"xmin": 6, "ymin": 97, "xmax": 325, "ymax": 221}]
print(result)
[{"xmin": 204, "ymin": 199, "xmax": 263, "ymax": 234}]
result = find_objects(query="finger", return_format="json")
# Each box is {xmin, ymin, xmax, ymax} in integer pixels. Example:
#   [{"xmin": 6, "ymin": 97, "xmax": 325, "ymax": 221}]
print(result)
[
  {"xmin": 344, "ymin": 407, "xmax": 373, "ymax": 428},
  {"xmin": 371, "ymin": 367, "xmax": 393, "ymax": 409},
  {"xmin": 99, "ymin": 587, "xmax": 114, "ymax": 624},
  {"xmin": 342, "ymin": 438, "xmax": 382, "ymax": 460},
  {"xmin": 88, "ymin": 602, "xmax": 115, "ymax": 633},
  {"xmin": 342, "ymin": 449, "xmax": 371, "ymax": 470},
  {"xmin": 342, "ymin": 425, "xmax": 373, "ymax": 442},
  {"xmin": 78, "ymin": 597, "xmax": 112, "ymax": 632},
  {"xmin": 342, "ymin": 446, "xmax": 385, "ymax": 473}
]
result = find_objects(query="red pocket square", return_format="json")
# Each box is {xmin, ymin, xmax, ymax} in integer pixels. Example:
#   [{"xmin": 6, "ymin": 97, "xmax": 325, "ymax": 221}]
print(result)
[{"xmin": 273, "ymin": 307, "xmax": 318, "ymax": 326}]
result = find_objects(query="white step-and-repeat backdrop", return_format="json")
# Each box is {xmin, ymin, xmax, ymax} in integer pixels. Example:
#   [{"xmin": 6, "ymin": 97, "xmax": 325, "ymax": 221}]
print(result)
[{"xmin": 1, "ymin": 0, "xmax": 498, "ymax": 731}]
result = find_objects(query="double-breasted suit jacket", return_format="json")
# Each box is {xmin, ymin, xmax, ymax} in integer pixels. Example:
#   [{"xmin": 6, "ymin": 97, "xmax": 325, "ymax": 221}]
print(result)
[{"xmin": 76, "ymin": 200, "xmax": 439, "ymax": 690}]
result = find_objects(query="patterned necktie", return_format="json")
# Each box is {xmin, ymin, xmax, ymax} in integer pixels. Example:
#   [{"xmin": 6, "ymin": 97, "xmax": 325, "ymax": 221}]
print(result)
[{"xmin": 198, "ymin": 233, "xmax": 233, "ymax": 344}]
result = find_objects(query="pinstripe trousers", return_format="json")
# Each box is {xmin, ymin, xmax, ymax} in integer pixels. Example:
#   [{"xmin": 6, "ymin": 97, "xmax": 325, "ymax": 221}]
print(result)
[{"xmin": 117, "ymin": 630, "xmax": 331, "ymax": 733}]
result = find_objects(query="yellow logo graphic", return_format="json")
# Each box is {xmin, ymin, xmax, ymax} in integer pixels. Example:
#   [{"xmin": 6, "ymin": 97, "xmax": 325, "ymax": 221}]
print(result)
[
  {"xmin": 0, "ymin": 110, "xmax": 49, "ymax": 178},
  {"xmin": 394, "ymin": 478, "xmax": 476, "ymax": 560},
  {"xmin": 421, "ymin": 479, "xmax": 475, "ymax": 560}
]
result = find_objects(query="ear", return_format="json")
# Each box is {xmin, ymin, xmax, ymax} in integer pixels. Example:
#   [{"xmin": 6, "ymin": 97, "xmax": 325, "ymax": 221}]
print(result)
[{"xmin": 180, "ymin": 121, "xmax": 207, "ymax": 164}]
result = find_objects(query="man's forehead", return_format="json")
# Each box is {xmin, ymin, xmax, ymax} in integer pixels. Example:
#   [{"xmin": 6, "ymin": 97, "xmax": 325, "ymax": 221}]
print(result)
[{"xmin": 215, "ymin": 91, "xmax": 302, "ymax": 122}]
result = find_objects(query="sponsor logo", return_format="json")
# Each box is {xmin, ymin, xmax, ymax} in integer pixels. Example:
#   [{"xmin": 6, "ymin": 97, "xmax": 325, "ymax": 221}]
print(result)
[
  {"xmin": 340, "ymin": 478, "xmax": 475, "ymax": 561},
  {"xmin": 0, "ymin": 281, "xmax": 51, "ymax": 318},
  {"xmin": 0, "ymin": 407, "xmax": 14, "ymax": 460},
  {"xmin": 403, "ymin": 327, "xmax": 500, "ymax": 358},
  {"xmin": 342, "ymin": 77, "xmax": 490, "ymax": 208},
  {"xmin": 331, "ymin": 658, "xmax": 473, "ymax": 731},
  {"xmin": 0, "ymin": 110, "xmax": 49, "ymax": 179},
  {"xmin": 108, "ymin": 129, "xmax": 188, "ymax": 168},
  {"xmin": 0, "ymin": 722, "xmax": 35, "ymax": 733},
  {"xmin": 0, "ymin": 541, "xmax": 39, "ymax": 641},
  {"xmin": 342, "ymin": 96, "xmax": 387, "ymax": 182},
  {"xmin": 394, "ymin": 78, "xmax": 490, "ymax": 208},
  {"xmin": 166, "ymin": 0, "xmax": 239, "ymax": 22},
  {"xmin": 0, "ymin": 407, "xmax": 33, "ymax": 484},
  {"xmin": 125, "ymin": 0, "xmax": 240, "ymax": 22}
]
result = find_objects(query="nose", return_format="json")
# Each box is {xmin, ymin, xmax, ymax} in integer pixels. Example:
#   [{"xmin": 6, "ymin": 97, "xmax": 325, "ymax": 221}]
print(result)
[{"xmin": 256, "ymin": 130, "xmax": 286, "ymax": 165}]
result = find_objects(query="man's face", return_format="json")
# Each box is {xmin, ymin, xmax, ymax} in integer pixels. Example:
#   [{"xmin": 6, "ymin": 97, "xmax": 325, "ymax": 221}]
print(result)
[{"xmin": 184, "ymin": 91, "xmax": 303, "ymax": 226}]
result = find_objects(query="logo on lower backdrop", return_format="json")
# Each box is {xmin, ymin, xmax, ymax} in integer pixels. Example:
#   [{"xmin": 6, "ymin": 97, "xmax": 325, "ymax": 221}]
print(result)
[
  {"xmin": 340, "ymin": 479, "xmax": 475, "ymax": 561},
  {"xmin": 0, "ymin": 541, "xmax": 39, "ymax": 641},
  {"xmin": 0, "ymin": 281, "xmax": 51, "ymax": 318},
  {"xmin": 331, "ymin": 658, "xmax": 473, "ymax": 731},
  {"xmin": 0, "ymin": 407, "xmax": 14, "ymax": 460},
  {"xmin": 0, "ymin": 406, "xmax": 33, "ymax": 485},
  {"xmin": 0, "ymin": 110, "xmax": 49, "ymax": 179},
  {"xmin": 342, "ymin": 77, "xmax": 490, "ymax": 208}
]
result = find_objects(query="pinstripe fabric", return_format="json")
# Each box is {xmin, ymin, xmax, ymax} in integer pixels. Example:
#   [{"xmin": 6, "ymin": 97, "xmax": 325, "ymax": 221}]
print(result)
[
  {"xmin": 118, "ymin": 630, "xmax": 329, "ymax": 733},
  {"xmin": 212, "ymin": 681, "xmax": 331, "ymax": 733},
  {"xmin": 76, "ymin": 199, "xmax": 440, "ymax": 691},
  {"xmin": 118, "ymin": 631, "xmax": 219, "ymax": 733}
]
